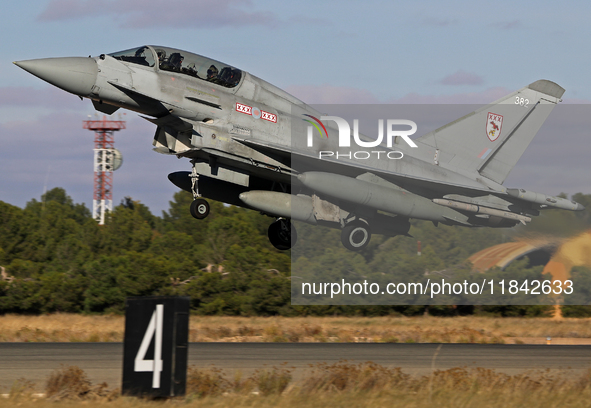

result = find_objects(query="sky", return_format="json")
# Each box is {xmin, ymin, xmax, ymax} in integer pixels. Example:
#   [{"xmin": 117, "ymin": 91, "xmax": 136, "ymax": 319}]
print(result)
[{"xmin": 1, "ymin": 0, "xmax": 590, "ymax": 216}]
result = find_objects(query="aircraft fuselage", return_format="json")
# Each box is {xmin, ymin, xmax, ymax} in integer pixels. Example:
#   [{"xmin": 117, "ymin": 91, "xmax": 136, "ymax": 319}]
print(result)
[{"xmin": 14, "ymin": 45, "xmax": 583, "ymax": 251}]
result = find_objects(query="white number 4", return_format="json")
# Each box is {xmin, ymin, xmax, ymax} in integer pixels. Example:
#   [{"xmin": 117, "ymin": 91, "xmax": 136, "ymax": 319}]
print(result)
[{"xmin": 134, "ymin": 304, "xmax": 163, "ymax": 388}]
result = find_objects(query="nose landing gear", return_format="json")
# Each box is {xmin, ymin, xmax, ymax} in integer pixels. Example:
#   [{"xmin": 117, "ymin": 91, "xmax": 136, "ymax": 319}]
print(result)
[
  {"xmin": 189, "ymin": 159, "xmax": 210, "ymax": 220},
  {"xmin": 190, "ymin": 198, "xmax": 210, "ymax": 219}
]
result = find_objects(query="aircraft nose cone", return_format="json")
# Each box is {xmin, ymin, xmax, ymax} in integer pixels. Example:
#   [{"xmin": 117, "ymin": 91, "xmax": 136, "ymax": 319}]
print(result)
[{"xmin": 14, "ymin": 57, "xmax": 98, "ymax": 97}]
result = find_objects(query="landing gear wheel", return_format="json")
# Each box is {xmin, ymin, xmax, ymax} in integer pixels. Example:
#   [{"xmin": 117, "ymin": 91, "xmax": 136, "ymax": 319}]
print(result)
[
  {"xmin": 268, "ymin": 219, "xmax": 297, "ymax": 250},
  {"xmin": 190, "ymin": 198, "xmax": 210, "ymax": 219},
  {"xmin": 341, "ymin": 221, "xmax": 371, "ymax": 251}
]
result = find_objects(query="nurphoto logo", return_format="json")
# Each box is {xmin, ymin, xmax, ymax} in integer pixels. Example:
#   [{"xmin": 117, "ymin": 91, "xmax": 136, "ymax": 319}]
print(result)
[{"xmin": 303, "ymin": 115, "xmax": 418, "ymax": 160}]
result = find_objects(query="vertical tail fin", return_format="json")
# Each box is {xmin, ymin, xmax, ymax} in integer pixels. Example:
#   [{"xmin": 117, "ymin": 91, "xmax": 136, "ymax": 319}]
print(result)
[{"xmin": 416, "ymin": 80, "xmax": 564, "ymax": 184}]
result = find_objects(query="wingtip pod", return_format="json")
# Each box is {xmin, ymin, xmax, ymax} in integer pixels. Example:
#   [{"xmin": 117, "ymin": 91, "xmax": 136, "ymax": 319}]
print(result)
[
  {"xmin": 507, "ymin": 188, "xmax": 583, "ymax": 211},
  {"xmin": 528, "ymin": 80, "xmax": 565, "ymax": 99}
]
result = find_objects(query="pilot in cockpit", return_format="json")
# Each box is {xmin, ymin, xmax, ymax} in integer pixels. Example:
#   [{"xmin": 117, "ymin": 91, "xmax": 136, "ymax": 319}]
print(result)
[
  {"xmin": 169, "ymin": 53, "xmax": 184, "ymax": 71},
  {"xmin": 185, "ymin": 62, "xmax": 197, "ymax": 76},
  {"xmin": 207, "ymin": 65, "xmax": 219, "ymax": 80},
  {"xmin": 135, "ymin": 46, "xmax": 148, "ymax": 58},
  {"xmin": 133, "ymin": 46, "xmax": 149, "ymax": 66}
]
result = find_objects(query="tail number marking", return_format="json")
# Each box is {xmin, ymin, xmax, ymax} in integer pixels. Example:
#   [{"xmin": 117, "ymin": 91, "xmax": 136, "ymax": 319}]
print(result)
[{"xmin": 515, "ymin": 96, "xmax": 530, "ymax": 108}]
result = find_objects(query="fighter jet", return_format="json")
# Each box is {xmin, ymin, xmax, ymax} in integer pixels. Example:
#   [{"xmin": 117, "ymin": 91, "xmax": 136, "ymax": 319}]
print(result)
[{"xmin": 14, "ymin": 45, "xmax": 585, "ymax": 251}]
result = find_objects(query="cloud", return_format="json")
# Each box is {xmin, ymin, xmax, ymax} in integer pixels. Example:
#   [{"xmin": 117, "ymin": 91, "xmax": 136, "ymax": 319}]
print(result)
[
  {"xmin": 37, "ymin": 0, "xmax": 278, "ymax": 29},
  {"xmin": 438, "ymin": 70, "xmax": 484, "ymax": 86}
]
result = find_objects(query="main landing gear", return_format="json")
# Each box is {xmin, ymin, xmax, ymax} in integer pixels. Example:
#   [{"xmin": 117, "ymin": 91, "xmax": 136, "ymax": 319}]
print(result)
[
  {"xmin": 189, "ymin": 160, "xmax": 210, "ymax": 220},
  {"xmin": 340, "ymin": 220, "xmax": 371, "ymax": 251},
  {"xmin": 268, "ymin": 218, "xmax": 297, "ymax": 250}
]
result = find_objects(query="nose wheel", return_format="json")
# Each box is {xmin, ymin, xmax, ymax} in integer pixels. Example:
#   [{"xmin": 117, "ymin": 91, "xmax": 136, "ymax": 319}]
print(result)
[
  {"xmin": 190, "ymin": 198, "xmax": 210, "ymax": 219},
  {"xmin": 341, "ymin": 220, "xmax": 371, "ymax": 251},
  {"xmin": 268, "ymin": 218, "xmax": 297, "ymax": 250}
]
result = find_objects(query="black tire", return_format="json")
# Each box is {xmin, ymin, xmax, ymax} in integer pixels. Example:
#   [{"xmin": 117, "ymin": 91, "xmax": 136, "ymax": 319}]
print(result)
[
  {"xmin": 268, "ymin": 219, "xmax": 297, "ymax": 250},
  {"xmin": 190, "ymin": 198, "xmax": 210, "ymax": 219},
  {"xmin": 341, "ymin": 221, "xmax": 371, "ymax": 251}
]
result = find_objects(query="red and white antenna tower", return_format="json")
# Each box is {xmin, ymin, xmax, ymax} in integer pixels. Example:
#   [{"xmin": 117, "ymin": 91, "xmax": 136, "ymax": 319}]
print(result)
[{"xmin": 83, "ymin": 116, "xmax": 126, "ymax": 225}]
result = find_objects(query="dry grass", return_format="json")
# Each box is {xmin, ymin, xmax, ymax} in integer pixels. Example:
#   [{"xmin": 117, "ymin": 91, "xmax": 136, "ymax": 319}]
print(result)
[
  {"xmin": 4, "ymin": 364, "xmax": 591, "ymax": 408},
  {"xmin": 252, "ymin": 365, "xmax": 293, "ymax": 396},
  {"xmin": 5, "ymin": 391, "xmax": 591, "ymax": 408},
  {"xmin": 186, "ymin": 365, "xmax": 292, "ymax": 397},
  {"xmin": 186, "ymin": 366, "xmax": 252, "ymax": 397},
  {"xmin": 0, "ymin": 314, "xmax": 124, "ymax": 342},
  {"xmin": 45, "ymin": 365, "xmax": 115, "ymax": 401},
  {"xmin": 1, "ymin": 314, "xmax": 591, "ymax": 343},
  {"xmin": 6, "ymin": 378, "xmax": 36, "ymax": 403}
]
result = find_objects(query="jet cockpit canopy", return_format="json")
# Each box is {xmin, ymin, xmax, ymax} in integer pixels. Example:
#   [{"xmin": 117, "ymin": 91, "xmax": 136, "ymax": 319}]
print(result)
[{"xmin": 107, "ymin": 45, "xmax": 242, "ymax": 88}]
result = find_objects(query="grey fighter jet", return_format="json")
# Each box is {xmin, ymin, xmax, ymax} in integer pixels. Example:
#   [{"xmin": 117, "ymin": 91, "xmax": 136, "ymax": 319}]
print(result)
[{"xmin": 14, "ymin": 45, "xmax": 584, "ymax": 251}]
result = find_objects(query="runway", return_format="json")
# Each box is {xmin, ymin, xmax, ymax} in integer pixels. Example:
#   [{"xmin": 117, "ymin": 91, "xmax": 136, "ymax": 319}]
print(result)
[{"xmin": 1, "ymin": 342, "xmax": 590, "ymax": 391}]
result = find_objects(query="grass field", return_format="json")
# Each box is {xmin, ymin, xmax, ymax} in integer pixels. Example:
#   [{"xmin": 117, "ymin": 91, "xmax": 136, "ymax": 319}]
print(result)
[
  {"xmin": 1, "ymin": 314, "xmax": 591, "ymax": 343},
  {"xmin": 5, "ymin": 363, "xmax": 591, "ymax": 408},
  {"xmin": 3, "ymin": 315, "xmax": 591, "ymax": 407}
]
